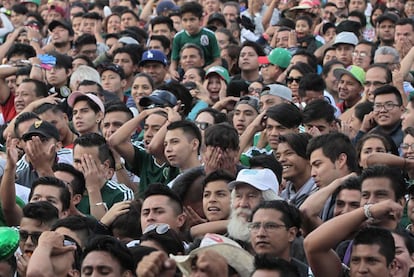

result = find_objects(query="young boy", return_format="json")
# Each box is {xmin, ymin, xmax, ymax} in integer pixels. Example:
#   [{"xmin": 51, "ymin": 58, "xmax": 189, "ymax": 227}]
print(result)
[{"xmin": 170, "ymin": 1, "xmax": 221, "ymax": 79}]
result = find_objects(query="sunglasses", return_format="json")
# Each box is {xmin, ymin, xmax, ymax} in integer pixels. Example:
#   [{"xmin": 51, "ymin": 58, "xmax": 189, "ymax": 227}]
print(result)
[
  {"xmin": 143, "ymin": 223, "xmax": 171, "ymax": 235},
  {"xmin": 195, "ymin": 121, "xmax": 211, "ymax": 130},
  {"xmin": 19, "ymin": 230, "xmax": 42, "ymax": 244},
  {"xmin": 286, "ymin": 77, "xmax": 302, "ymax": 84}
]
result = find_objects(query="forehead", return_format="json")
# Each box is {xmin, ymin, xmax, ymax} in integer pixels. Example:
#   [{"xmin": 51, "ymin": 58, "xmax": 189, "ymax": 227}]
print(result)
[
  {"xmin": 165, "ymin": 128, "xmax": 186, "ymax": 139},
  {"xmin": 32, "ymin": 184, "xmax": 61, "ymax": 197},
  {"xmin": 114, "ymin": 52, "xmax": 132, "ymax": 60},
  {"xmin": 73, "ymin": 100, "xmax": 93, "ymax": 110},
  {"xmin": 375, "ymin": 54, "xmax": 394, "ymax": 63},
  {"xmin": 17, "ymin": 82, "xmax": 36, "ymax": 92},
  {"xmin": 145, "ymin": 114, "xmax": 167, "ymax": 125},
  {"xmin": 182, "ymin": 47, "xmax": 200, "ymax": 56},
  {"xmin": 374, "ymin": 92, "xmax": 398, "ymax": 103},
  {"xmin": 204, "ymin": 179, "xmax": 229, "ymax": 190},
  {"xmin": 337, "ymin": 189, "xmax": 361, "ymax": 200},
  {"xmin": 253, "ymin": 208, "xmax": 284, "ymax": 223},
  {"xmin": 361, "ymin": 177, "xmax": 393, "ymax": 192},
  {"xmin": 102, "ymin": 70, "xmax": 120, "ymax": 78},
  {"xmin": 356, "ymin": 43, "xmax": 371, "ymax": 51},
  {"xmin": 195, "ymin": 112, "xmax": 214, "ymax": 123},
  {"xmin": 104, "ymin": 111, "xmax": 130, "ymax": 123},
  {"xmin": 241, "ymin": 46, "xmax": 257, "ymax": 54},
  {"xmin": 352, "ymin": 244, "xmax": 386, "ymax": 260},
  {"xmin": 235, "ymin": 103, "xmax": 256, "ymax": 112},
  {"xmin": 403, "ymin": 134, "xmax": 414, "ymax": 143},
  {"xmin": 340, "ymin": 74, "xmax": 358, "ymax": 83},
  {"xmin": 142, "ymin": 195, "xmax": 171, "ymax": 208},
  {"xmin": 20, "ymin": 217, "xmax": 49, "ymax": 231},
  {"xmin": 235, "ymin": 183, "xmax": 261, "ymax": 194},
  {"xmin": 73, "ymin": 144, "xmax": 99, "ymax": 157},
  {"xmin": 82, "ymin": 251, "xmax": 121, "ymax": 268},
  {"xmin": 276, "ymin": 141, "xmax": 294, "ymax": 152},
  {"xmin": 366, "ymin": 67, "xmax": 387, "ymax": 79},
  {"xmin": 153, "ymin": 23, "xmax": 169, "ymax": 30},
  {"xmin": 310, "ymin": 148, "xmax": 331, "ymax": 162}
]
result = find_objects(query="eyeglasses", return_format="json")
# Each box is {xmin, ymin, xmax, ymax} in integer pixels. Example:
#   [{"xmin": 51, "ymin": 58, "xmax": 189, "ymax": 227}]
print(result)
[
  {"xmin": 260, "ymin": 64, "xmax": 272, "ymax": 69},
  {"xmin": 400, "ymin": 143, "xmax": 414, "ymax": 151},
  {"xmin": 247, "ymin": 222, "xmax": 286, "ymax": 233},
  {"xmin": 19, "ymin": 230, "xmax": 42, "ymax": 244},
  {"xmin": 248, "ymin": 87, "xmax": 263, "ymax": 94},
  {"xmin": 286, "ymin": 77, "xmax": 302, "ymax": 84},
  {"xmin": 373, "ymin": 102, "xmax": 400, "ymax": 112},
  {"xmin": 352, "ymin": 52, "xmax": 368, "ymax": 58},
  {"xmin": 364, "ymin": 81, "xmax": 387, "ymax": 87},
  {"xmin": 143, "ymin": 223, "xmax": 171, "ymax": 235},
  {"xmin": 195, "ymin": 121, "xmax": 211, "ymax": 130}
]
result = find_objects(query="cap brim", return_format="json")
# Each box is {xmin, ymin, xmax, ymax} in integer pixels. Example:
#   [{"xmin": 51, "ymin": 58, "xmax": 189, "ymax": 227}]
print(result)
[
  {"xmin": 67, "ymin": 91, "xmax": 83, "ymax": 108},
  {"xmin": 22, "ymin": 132, "xmax": 48, "ymax": 142},
  {"xmin": 258, "ymin": 56, "xmax": 270, "ymax": 64},
  {"xmin": 333, "ymin": 68, "xmax": 360, "ymax": 84},
  {"xmin": 139, "ymin": 95, "xmax": 165, "ymax": 107}
]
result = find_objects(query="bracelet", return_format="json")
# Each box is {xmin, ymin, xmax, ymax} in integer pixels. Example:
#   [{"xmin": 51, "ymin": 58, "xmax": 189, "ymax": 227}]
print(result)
[
  {"xmin": 33, "ymin": 64, "xmax": 42, "ymax": 68},
  {"xmin": 364, "ymin": 204, "xmax": 374, "ymax": 220},
  {"xmin": 30, "ymin": 38, "xmax": 39, "ymax": 43},
  {"xmin": 95, "ymin": 202, "xmax": 108, "ymax": 211}
]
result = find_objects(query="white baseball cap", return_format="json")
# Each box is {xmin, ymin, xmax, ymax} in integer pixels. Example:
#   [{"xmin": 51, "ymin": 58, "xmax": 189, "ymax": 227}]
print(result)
[{"xmin": 228, "ymin": 168, "xmax": 279, "ymax": 194}]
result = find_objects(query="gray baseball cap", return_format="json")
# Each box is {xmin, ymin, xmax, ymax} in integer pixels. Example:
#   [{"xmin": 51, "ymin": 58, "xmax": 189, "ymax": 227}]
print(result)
[{"xmin": 260, "ymin": 84, "xmax": 292, "ymax": 102}]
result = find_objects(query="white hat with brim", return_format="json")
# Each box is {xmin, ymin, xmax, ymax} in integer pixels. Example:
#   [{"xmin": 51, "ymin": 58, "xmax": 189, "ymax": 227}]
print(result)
[
  {"xmin": 169, "ymin": 233, "xmax": 254, "ymax": 277},
  {"xmin": 228, "ymin": 168, "xmax": 280, "ymax": 194}
]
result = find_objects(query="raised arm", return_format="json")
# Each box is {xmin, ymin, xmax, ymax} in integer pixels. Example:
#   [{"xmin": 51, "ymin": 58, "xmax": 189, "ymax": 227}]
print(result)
[
  {"xmin": 0, "ymin": 136, "xmax": 23, "ymax": 226},
  {"xmin": 300, "ymin": 173, "xmax": 356, "ymax": 236},
  {"xmin": 304, "ymin": 199, "xmax": 403, "ymax": 277}
]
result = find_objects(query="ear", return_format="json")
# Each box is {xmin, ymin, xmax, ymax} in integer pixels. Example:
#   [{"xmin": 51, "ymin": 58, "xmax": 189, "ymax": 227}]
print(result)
[
  {"xmin": 97, "ymin": 111, "xmax": 104, "ymax": 122},
  {"xmin": 66, "ymin": 68, "xmax": 73, "ymax": 78},
  {"xmin": 121, "ymin": 79, "xmax": 127, "ymax": 89},
  {"xmin": 122, "ymin": 270, "xmax": 134, "ymax": 277},
  {"xmin": 68, "ymin": 269, "xmax": 80, "ymax": 277},
  {"xmin": 388, "ymin": 259, "xmax": 398, "ymax": 276},
  {"xmin": 398, "ymin": 196, "xmax": 406, "ymax": 209},
  {"xmin": 55, "ymin": 141, "xmax": 63, "ymax": 150},
  {"xmin": 335, "ymin": 152, "xmax": 348, "ymax": 170},
  {"xmin": 73, "ymin": 193, "xmax": 82, "ymax": 205},
  {"xmin": 287, "ymin": 226, "xmax": 297, "ymax": 243},
  {"xmin": 177, "ymin": 212, "xmax": 187, "ymax": 228},
  {"xmin": 191, "ymin": 138, "xmax": 199, "ymax": 153}
]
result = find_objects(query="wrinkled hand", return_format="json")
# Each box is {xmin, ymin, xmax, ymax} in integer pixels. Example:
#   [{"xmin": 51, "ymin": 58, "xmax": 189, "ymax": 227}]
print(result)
[
  {"xmin": 76, "ymin": 154, "xmax": 106, "ymax": 192},
  {"xmin": 203, "ymin": 146, "xmax": 223, "ymax": 175},
  {"xmin": 392, "ymin": 69, "xmax": 404, "ymax": 88},
  {"xmin": 306, "ymin": 126, "xmax": 322, "ymax": 137},
  {"xmin": 37, "ymin": 231, "xmax": 77, "ymax": 255},
  {"xmin": 100, "ymin": 201, "xmax": 131, "ymax": 227},
  {"xmin": 288, "ymin": 30, "xmax": 297, "ymax": 48},
  {"xmin": 16, "ymin": 253, "xmax": 29, "ymax": 277},
  {"xmin": 136, "ymin": 251, "xmax": 176, "ymax": 277},
  {"xmin": 26, "ymin": 136, "xmax": 56, "ymax": 171},
  {"xmin": 184, "ymin": 206, "xmax": 206, "ymax": 228},
  {"xmin": 360, "ymin": 111, "xmax": 376, "ymax": 132},
  {"xmin": 369, "ymin": 199, "xmax": 403, "ymax": 223},
  {"xmin": 6, "ymin": 135, "xmax": 19, "ymax": 166},
  {"xmin": 190, "ymin": 250, "xmax": 229, "ymax": 277}
]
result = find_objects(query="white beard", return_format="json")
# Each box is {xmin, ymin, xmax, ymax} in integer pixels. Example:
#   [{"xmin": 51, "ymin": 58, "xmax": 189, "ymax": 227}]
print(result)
[{"xmin": 227, "ymin": 208, "xmax": 251, "ymax": 242}]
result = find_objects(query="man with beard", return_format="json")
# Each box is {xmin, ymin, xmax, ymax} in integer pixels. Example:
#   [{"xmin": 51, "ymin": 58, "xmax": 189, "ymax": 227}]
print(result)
[
  {"xmin": 139, "ymin": 50, "xmax": 168, "ymax": 88},
  {"xmin": 376, "ymin": 13, "xmax": 398, "ymax": 47},
  {"xmin": 226, "ymin": 168, "xmax": 281, "ymax": 250}
]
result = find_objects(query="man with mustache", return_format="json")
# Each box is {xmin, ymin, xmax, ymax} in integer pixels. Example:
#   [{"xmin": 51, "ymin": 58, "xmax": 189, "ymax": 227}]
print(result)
[{"xmin": 226, "ymin": 168, "xmax": 281, "ymax": 249}]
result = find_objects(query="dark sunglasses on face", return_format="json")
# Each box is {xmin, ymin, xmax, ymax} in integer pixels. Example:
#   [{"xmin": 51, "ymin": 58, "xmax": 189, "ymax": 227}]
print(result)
[
  {"xmin": 286, "ymin": 77, "xmax": 302, "ymax": 84},
  {"xmin": 19, "ymin": 230, "xmax": 42, "ymax": 244}
]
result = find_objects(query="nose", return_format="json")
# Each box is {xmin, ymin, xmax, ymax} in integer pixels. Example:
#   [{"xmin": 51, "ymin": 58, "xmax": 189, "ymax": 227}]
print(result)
[
  {"xmin": 311, "ymin": 167, "xmax": 317, "ymax": 178},
  {"xmin": 239, "ymin": 195, "xmax": 250, "ymax": 208}
]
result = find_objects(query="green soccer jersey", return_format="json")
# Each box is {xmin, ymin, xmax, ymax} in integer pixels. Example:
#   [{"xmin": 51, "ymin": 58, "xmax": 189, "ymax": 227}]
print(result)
[{"xmin": 171, "ymin": 27, "xmax": 220, "ymax": 66}]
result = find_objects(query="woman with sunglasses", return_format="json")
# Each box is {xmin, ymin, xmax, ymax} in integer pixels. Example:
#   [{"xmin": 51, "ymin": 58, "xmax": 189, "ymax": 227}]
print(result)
[{"xmin": 286, "ymin": 62, "xmax": 314, "ymax": 105}]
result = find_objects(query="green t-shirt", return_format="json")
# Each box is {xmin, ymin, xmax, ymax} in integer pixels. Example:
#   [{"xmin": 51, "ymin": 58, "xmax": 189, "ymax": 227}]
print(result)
[
  {"xmin": 171, "ymin": 28, "xmax": 220, "ymax": 66},
  {"xmin": 77, "ymin": 180, "xmax": 134, "ymax": 216},
  {"xmin": 0, "ymin": 196, "xmax": 25, "ymax": 226},
  {"xmin": 126, "ymin": 146, "xmax": 179, "ymax": 198}
]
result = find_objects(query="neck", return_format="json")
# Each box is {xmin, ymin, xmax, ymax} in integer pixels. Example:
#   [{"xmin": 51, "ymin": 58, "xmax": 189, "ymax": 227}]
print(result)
[
  {"xmin": 379, "ymin": 120, "xmax": 400, "ymax": 132},
  {"xmin": 125, "ymin": 76, "xmax": 134, "ymax": 89},
  {"xmin": 290, "ymin": 169, "xmax": 311, "ymax": 192},
  {"xmin": 180, "ymin": 156, "xmax": 201, "ymax": 172},
  {"xmin": 345, "ymin": 96, "xmax": 361, "ymax": 109},
  {"xmin": 241, "ymin": 70, "xmax": 260, "ymax": 82},
  {"xmin": 54, "ymin": 42, "xmax": 72, "ymax": 54},
  {"xmin": 62, "ymin": 131, "xmax": 77, "ymax": 147}
]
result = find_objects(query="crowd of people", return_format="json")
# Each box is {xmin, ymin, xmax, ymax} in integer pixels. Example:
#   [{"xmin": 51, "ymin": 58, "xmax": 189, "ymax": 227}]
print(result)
[{"xmin": 0, "ymin": 0, "xmax": 413, "ymax": 276}]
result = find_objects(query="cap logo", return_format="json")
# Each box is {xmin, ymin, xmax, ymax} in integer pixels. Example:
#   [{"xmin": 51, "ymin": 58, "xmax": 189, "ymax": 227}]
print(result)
[
  {"xmin": 147, "ymin": 51, "xmax": 154, "ymax": 58},
  {"xmin": 34, "ymin": 120, "xmax": 42, "ymax": 129}
]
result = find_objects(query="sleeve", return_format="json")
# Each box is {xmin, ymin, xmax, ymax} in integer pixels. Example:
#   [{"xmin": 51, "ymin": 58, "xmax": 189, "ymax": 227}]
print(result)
[
  {"xmin": 171, "ymin": 34, "xmax": 181, "ymax": 62},
  {"xmin": 209, "ymin": 32, "xmax": 221, "ymax": 59},
  {"xmin": 125, "ymin": 145, "xmax": 146, "ymax": 177}
]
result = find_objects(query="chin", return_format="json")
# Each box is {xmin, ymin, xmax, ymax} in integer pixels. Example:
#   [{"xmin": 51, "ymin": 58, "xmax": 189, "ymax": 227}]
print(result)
[{"xmin": 227, "ymin": 208, "xmax": 251, "ymax": 242}]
